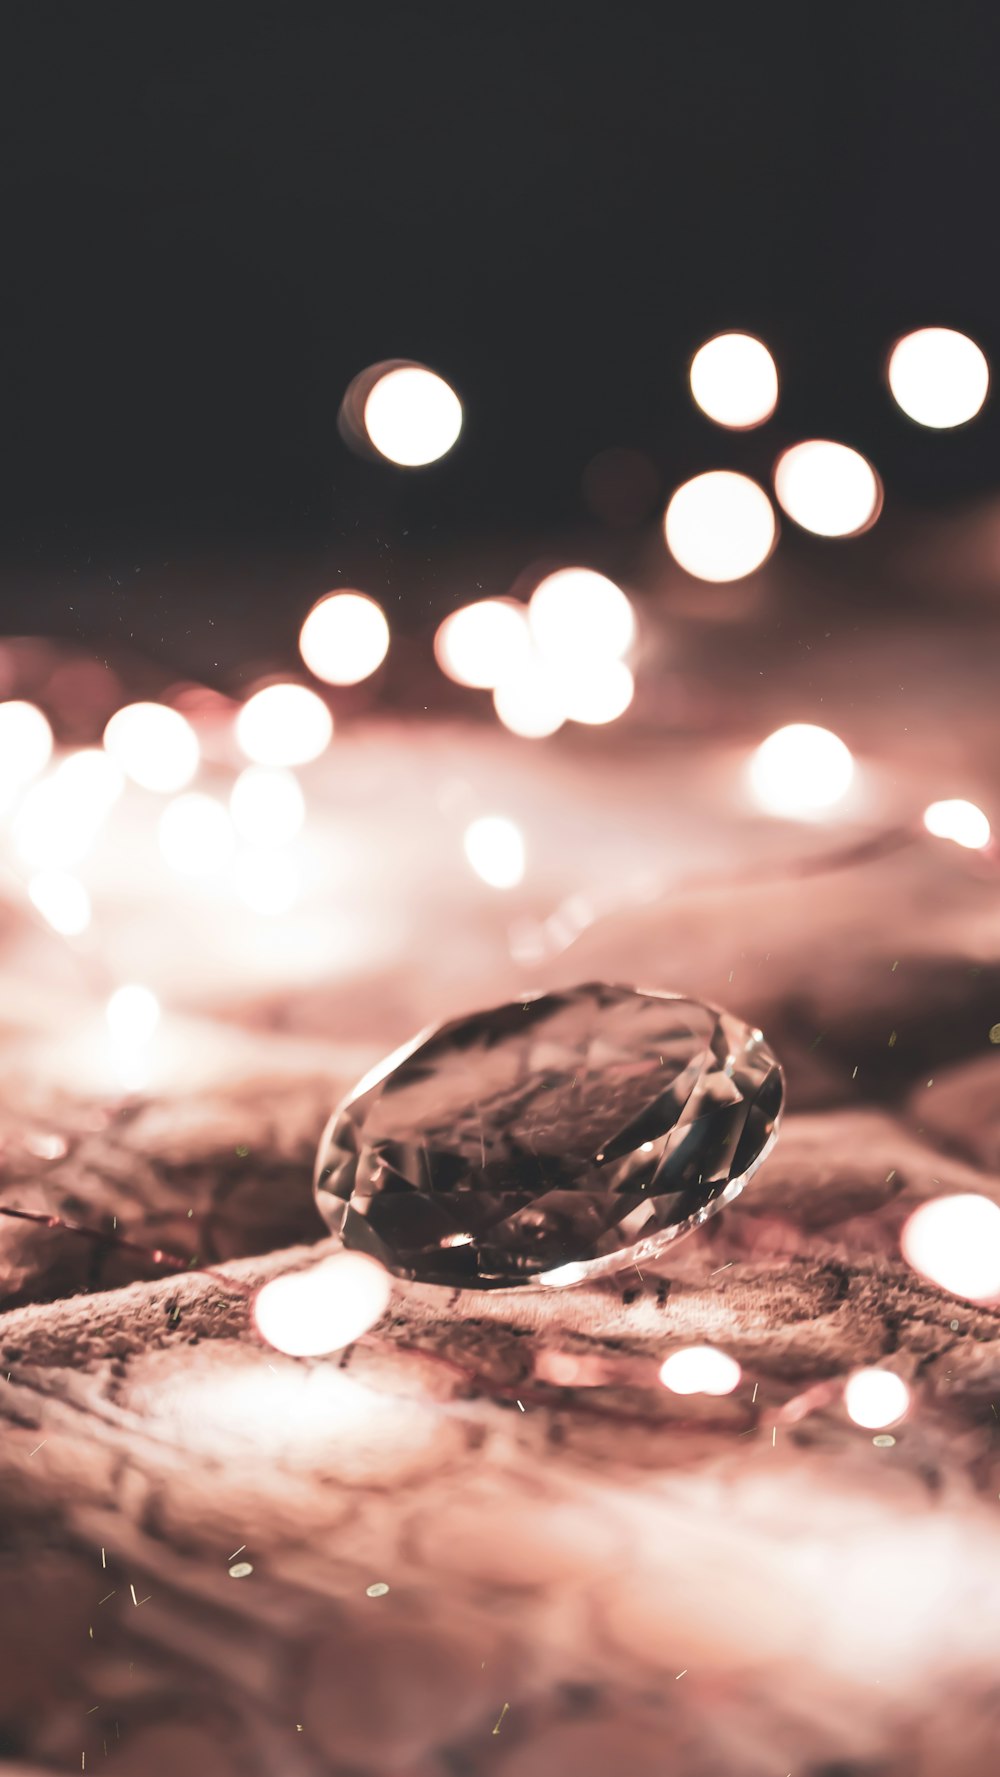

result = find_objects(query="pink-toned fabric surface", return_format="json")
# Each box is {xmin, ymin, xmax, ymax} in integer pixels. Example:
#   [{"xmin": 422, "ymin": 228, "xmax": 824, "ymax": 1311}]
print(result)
[{"xmin": 1, "ymin": 594, "xmax": 1000, "ymax": 1777}]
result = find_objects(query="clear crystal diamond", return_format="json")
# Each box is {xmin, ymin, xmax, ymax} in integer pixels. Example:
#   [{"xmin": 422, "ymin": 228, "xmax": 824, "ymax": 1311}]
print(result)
[{"xmin": 314, "ymin": 983, "xmax": 783, "ymax": 1290}]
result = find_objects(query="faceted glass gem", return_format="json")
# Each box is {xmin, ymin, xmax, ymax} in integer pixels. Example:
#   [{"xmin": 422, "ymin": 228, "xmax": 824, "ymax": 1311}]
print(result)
[{"xmin": 314, "ymin": 983, "xmax": 784, "ymax": 1290}]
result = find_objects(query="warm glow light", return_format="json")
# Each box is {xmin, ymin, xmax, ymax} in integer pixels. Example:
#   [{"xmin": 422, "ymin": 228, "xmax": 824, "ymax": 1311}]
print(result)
[
  {"xmin": 299, "ymin": 591, "xmax": 390, "ymax": 685},
  {"xmin": 558, "ymin": 658, "xmax": 634, "ymax": 725},
  {"xmin": 55, "ymin": 747, "xmax": 124, "ymax": 810},
  {"xmin": 254, "ymin": 1251, "xmax": 392, "ymax": 1356},
  {"xmin": 103, "ymin": 703, "xmax": 200, "ymax": 793},
  {"xmin": 749, "ymin": 724, "xmax": 854, "ymax": 817},
  {"xmin": 463, "ymin": 815, "xmax": 526, "ymax": 888},
  {"xmin": 493, "ymin": 658, "xmax": 566, "ymax": 738},
  {"xmin": 236, "ymin": 685, "xmax": 333, "ymax": 767},
  {"xmin": 159, "ymin": 793, "xmax": 235, "ymax": 877},
  {"xmin": 434, "ymin": 599, "xmax": 530, "ymax": 689},
  {"xmin": 528, "ymin": 568, "xmax": 635, "ymax": 666},
  {"xmin": 106, "ymin": 983, "xmax": 161, "ymax": 1046},
  {"xmin": 773, "ymin": 440, "xmax": 881, "ymax": 538},
  {"xmin": 664, "ymin": 471, "xmax": 776, "ymax": 582},
  {"xmin": 540, "ymin": 1261, "xmax": 589, "ymax": 1288},
  {"xmin": 901, "ymin": 1194, "xmax": 1000, "ymax": 1301},
  {"xmin": 658, "ymin": 1346, "xmax": 742, "ymax": 1396},
  {"xmin": 923, "ymin": 799, "xmax": 991, "ymax": 850},
  {"xmin": 234, "ymin": 849, "xmax": 301, "ymax": 915},
  {"xmin": 689, "ymin": 332, "xmax": 779, "ymax": 429},
  {"xmin": 363, "ymin": 365, "xmax": 463, "ymax": 466},
  {"xmin": 0, "ymin": 701, "xmax": 53, "ymax": 799},
  {"xmin": 13, "ymin": 748, "xmax": 124, "ymax": 869},
  {"xmin": 28, "ymin": 870, "xmax": 91, "ymax": 936},
  {"xmin": 843, "ymin": 1367, "xmax": 911, "ymax": 1430},
  {"xmin": 888, "ymin": 328, "xmax": 990, "ymax": 428},
  {"xmin": 229, "ymin": 767, "xmax": 305, "ymax": 845}
]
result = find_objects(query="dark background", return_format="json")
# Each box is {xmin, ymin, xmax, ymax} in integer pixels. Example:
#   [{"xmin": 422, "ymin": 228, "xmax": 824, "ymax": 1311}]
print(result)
[{"xmin": 0, "ymin": 3, "xmax": 997, "ymax": 671}]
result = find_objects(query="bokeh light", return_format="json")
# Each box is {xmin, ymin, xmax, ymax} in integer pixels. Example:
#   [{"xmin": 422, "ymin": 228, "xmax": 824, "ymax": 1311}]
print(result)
[
  {"xmin": 689, "ymin": 332, "xmax": 779, "ymax": 429},
  {"xmin": 923, "ymin": 798, "xmax": 991, "ymax": 850},
  {"xmin": 888, "ymin": 328, "xmax": 989, "ymax": 428},
  {"xmin": 55, "ymin": 747, "xmax": 124, "ymax": 810},
  {"xmin": 664, "ymin": 471, "xmax": 777, "ymax": 582},
  {"xmin": 749, "ymin": 723, "xmax": 854, "ymax": 817},
  {"xmin": 463, "ymin": 815, "xmax": 526, "ymax": 888},
  {"xmin": 434, "ymin": 599, "xmax": 530, "ymax": 689},
  {"xmin": 159, "ymin": 793, "xmax": 236, "ymax": 877},
  {"xmin": 298, "ymin": 591, "xmax": 390, "ymax": 686},
  {"xmin": 658, "ymin": 1345, "xmax": 742, "ymax": 1396},
  {"xmin": 363, "ymin": 365, "xmax": 462, "ymax": 466},
  {"xmin": 103, "ymin": 703, "xmax": 200, "ymax": 793},
  {"xmin": 773, "ymin": 440, "xmax": 881, "ymax": 538},
  {"xmin": 13, "ymin": 748, "xmax": 124, "ymax": 869},
  {"xmin": 234, "ymin": 849, "xmax": 302, "ymax": 915},
  {"xmin": 28, "ymin": 870, "xmax": 91, "ymax": 936},
  {"xmin": 528, "ymin": 568, "xmax": 635, "ymax": 666},
  {"xmin": 254, "ymin": 1251, "xmax": 392, "ymax": 1356},
  {"xmin": 493, "ymin": 658, "xmax": 566, "ymax": 738},
  {"xmin": 558, "ymin": 658, "xmax": 634, "ymax": 725},
  {"xmin": 901, "ymin": 1194, "xmax": 1000, "ymax": 1301},
  {"xmin": 0, "ymin": 700, "xmax": 53, "ymax": 802},
  {"xmin": 230, "ymin": 767, "xmax": 305, "ymax": 845},
  {"xmin": 106, "ymin": 983, "xmax": 161, "ymax": 1047},
  {"xmin": 235, "ymin": 685, "xmax": 333, "ymax": 768},
  {"xmin": 843, "ymin": 1367, "xmax": 911, "ymax": 1429}
]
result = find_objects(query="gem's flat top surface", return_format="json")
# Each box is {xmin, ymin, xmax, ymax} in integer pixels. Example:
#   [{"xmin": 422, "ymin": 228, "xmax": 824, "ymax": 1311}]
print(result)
[{"xmin": 315, "ymin": 983, "xmax": 783, "ymax": 1289}]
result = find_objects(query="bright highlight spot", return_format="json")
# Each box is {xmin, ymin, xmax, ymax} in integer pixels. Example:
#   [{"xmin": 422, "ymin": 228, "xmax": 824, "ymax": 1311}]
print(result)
[
  {"xmin": 236, "ymin": 685, "xmax": 332, "ymax": 768},
  {"xmin": 363, "ymin": 365, "xmax": 462, "ymax": 466},
  {"xmin": 558, "ymin": 658, "xmax": 634, "ymax": 725},
  {"xmin": 901, "ymin": 1194, "xmax": 1000, "ymax": 1302},
  {"xmin": 540, "ymin": 1261, "xmax": 589, "ymax": 1288},
  {"xmin": 689, "ymin": 332, "xmax": 778, "ymax": 429},
  {"xmin": 888, "ymin": 328, "xmax": 989, "ymax": 428},
  {"xmin": 493, "ymin": 658, "xmax": 566, "ymax": 738},
  {"xmin": 159, "ymin": 793, "xmax": 235, "ymax": 877},
  {"xmin": 435, "ymin": 599, "xmax": 530, "ymax": 689},
  {"xmin": 103, "ymin": 703, "xmax": 199, "ymax": 793},
  {"xmin": 106, "ymin": 984, "xmax": 161, "ymax": 1047},
  {"xmin": 55, "ymin": 747, "xmax": 124, "ymax": 810},
  {"xmin": 234, "ymin": 849, "xmax": 301, "ymax": 915},
  {"xmin": 658, "ymin": 1345, "xmax": 742, "ymax": 1396},
  {"xmin": 0, "ymin": 701, "xmax": 53, "ymax": 799},
  {"xmin": 923, "ymin": 798, "xmax": 991, "ymax": 850},
  {"xmin": 28, "ymin": 870, "xmax": 91, "ymax": 936},
  {"xmin": 843, "ymin": 1367, "xmax": 910, "ymax": 1430},
  {"xmin": 230, "ymin": 767, "xmax": 305, "ymax": 846},
  {"xmin": 773, "ymin": 440, "xmax": 881, "ymax": 538},
  {"xmin": 749, "ymin": 724, "xmax": 854, "ymax": 818},
  {"xmin": 463, "ymin": 815, "xmax": 526, "ymax": 888},
  {"xmin": 528, "ymin": 568, "xmax": 635, "ymax": 666},
  {"xmin": 254, "ymin": 1251, "xmax": 392, "ymax": 1356},
  {"xmin": 664, "ymin": 471, "xmax": 776, "ymax": 582},
  {"xmin": 299, "ymin": 591, "xmax": 390, "ymax": 685},
  {"xmin": 13, "ymin": 750, "xmax": 123, "ymax": 869}
]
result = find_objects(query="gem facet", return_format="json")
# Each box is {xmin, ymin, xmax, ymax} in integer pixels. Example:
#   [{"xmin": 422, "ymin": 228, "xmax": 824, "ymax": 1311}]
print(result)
[{"xmin": 314, "ymin": 983, "xmax": 784, "ymax": 1290}]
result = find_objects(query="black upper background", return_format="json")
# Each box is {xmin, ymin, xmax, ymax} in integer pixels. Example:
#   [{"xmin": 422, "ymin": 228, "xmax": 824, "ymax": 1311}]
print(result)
[{"xmin": 0, "ymin": 3, "xmax": 998, "ymax": 665}]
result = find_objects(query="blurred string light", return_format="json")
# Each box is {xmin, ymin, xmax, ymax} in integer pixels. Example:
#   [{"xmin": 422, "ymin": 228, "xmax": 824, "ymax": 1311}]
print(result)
[
  {"xmin": 658, "ymin": 1346, "xmax": 742, "ymax": 1396},
  {"xmin": 158, "ymin": 793, "xmax": 235, "ymax": 878},
  {"xmin": 689, "ymin": 332, "xmax": 779, "ymax": 429},
  {"xmin": 901, "ymin": 1195, "xmax": 1000, "ymax": 1301},
  {"xmin": 843, "ymin": 1367, "xmax": 910, "ymax": 1429},
  {"xmin": 230, "ymin": 766, "xmax": 305, "ymax": 846},
  {"xmin": 28, "ymin": 869, "xmax": 91, "ymax": 936},
  {"xmin": 0, "ymin": 700, "xmax": 53, "ymax": 805},
  {"xmin": 748, "ymin": 723, "xmax": 854, "ymax": 818},
  {"xmin": 254, "ymin": 1251, "xmax": 392, "ymax": 1356},
  {"xmin": 773, "ymin": 440, "xmax": 882, "ymax": 538},
  {"xmin": 527, "ymin": 568, "xmax": 635, "ymax": 666},
  {"xmin": 362, "ymin": 364, "xmax": 463, "ymax": 466},
  {"xmin": 463, "ymin": 814, "xmax": 526, "ymax": 888},
  {"xmin": 435, "ymin": 599, "xmax": 531, "ymax": 689},
  {"xmin": 235, "ymin": 685, "xmax": 333, "ymax": 768},
  {"xmin": 888, "ymin": 327, "xmax": 989, "ymax": 428},
  {"xmin": 923, "ymin": 798, "xmax": 991, "ymax": 850},
  {"xmin": 104, "ymin": 703, "xmax": 200, "ymax": 793},
  {"xmin": 299, "ymin": 591, "xmax": 390, "ymax": 686},
  {"xmin": 664, "ymin": 471, "xmax": 777, "ymax": 582}
]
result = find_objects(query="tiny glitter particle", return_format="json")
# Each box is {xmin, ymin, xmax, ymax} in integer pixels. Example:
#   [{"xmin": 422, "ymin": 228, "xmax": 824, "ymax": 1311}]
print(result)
[
  {"xmin": 236, "ymin": 1144, "xmax": 249, "ymax": 1157},
  {"xmin": 366, "ymin": 1582, "xmax": 390, "ymax": 1597},
  {"xmin": 229, "ymin": 1561, "xmax": 253, "ymax": 1579},
  {"xmin": 129, "ymin": 1585, "xmax": 138, "ymax": 1607},
  {"xmin": 28, "ymin": 1441, "xmax": 46, "ymax": 1457},
  {"xmin": 990, "ymin": 1024, "xmax": 1000, "ymax": 1044},
  {"xmin": 229, "ymin": 1544, "xmax": 246, "ymax": 1561},
  {"xmin": 950, "ymin": 1320, "xmax": 960, "ymax": 1331},
  {"xmin": 751, "ymin": 1381, "xmax": 759, "ymax": 1403},
  {"xmin": 772, "ymin": 1426, "xmax": 776, "ymax": 1447},
  {"xmin": 888, "ymin": 1031, "xmax": 897, "ymax": 1047},
  {"xmin": 675, "ymin": 1669, "xmax": 688, "ymax": 1679},
  {"xmin": 873, "ymin": 1434, "xmax": 896, "ymax": 1447},
  {"xmin": 98, "ymin": 1592, "xmax": 115, "ymax": 1606},
  {"xmin": 516, "ymin": 1399, "xmax": 525, "ymax": 1411},
  {"xmin": 101, "ymin": 1547, "xmax": 106, "ymax": 1569},
  {"xmin": 493, "ymin": 1703, "xmax": 510, "ymax": 1735}
]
